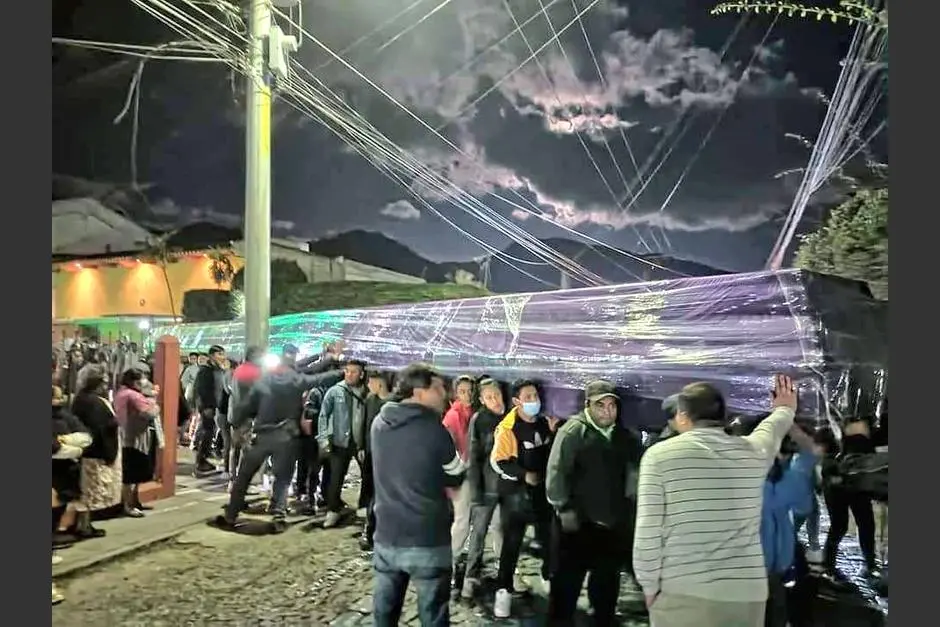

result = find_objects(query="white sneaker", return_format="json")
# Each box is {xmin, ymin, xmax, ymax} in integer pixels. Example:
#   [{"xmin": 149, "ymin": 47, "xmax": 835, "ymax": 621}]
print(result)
[
  {"xmin": 806, "ymin": 549, "xmax": 823, "ymax": 563},
  {"xmin": 323, "ymin": 511, "xmax": 341, "ymax": 528},
  {"xmin": 539, "ymin": 577, "xmax": 551, "ymax": 594},
  {"xmin": 493, "ymin": 588, "xmax": 512, "ymax": 618}
]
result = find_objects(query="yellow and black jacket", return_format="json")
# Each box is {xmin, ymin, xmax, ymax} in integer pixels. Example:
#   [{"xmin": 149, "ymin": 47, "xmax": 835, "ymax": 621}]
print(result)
[{"xmin": 489, "ymin": 407, "xmax": 554, "ymax": 496}]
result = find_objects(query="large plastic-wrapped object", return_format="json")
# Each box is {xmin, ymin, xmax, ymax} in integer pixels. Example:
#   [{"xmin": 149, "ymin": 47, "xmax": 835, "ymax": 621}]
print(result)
[{"xmin": 151, "ymin": 269, "xmax": 887, "ymax": 427}]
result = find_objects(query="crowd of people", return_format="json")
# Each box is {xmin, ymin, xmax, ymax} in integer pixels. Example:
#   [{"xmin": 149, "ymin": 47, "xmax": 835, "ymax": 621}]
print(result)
[
  {"xmin": 169, "ymin": 340, "xmax": 884, "ymax": 627},
  {"xmin": 51, "ymin": 340, "xmax": 164, "ymax": 605},
  {"xmin": 53, "ymin": 336, "xmax": 886, "ymax": 626}
]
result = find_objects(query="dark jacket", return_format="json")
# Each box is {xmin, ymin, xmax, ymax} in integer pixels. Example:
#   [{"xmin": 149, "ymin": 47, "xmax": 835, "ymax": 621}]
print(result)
[
  {"xmin": 70, "ymin": 392, "xmax": 120, "ymax": 464},
  {"xmin": 372, "ymin": 401, "xmax": 465, "ymax": 548},
  {"xmin": 822, "ymin": 434, "xmax": 886, "ymax": 501},
  {"xmin": 467, "ymin": 407, "xmax": 503, "ymax": 504},
  {"xmin": 52, "ymin": 405, "xmax": 88, "ymax": 503},
  {"xmin": 361, "ymin": 393, "xmax": 388, "ymax": 456},
  {"xmin": 297, "ymin": 354, "xmax": 329, "ymax": 374},
  {"xmin": 839, "ymin": 451, "xmax": 888, "ymax": 502},
  {"xmin": 233, "ymin": 356, "xmax": 338, "ymax": 434},
  {"xmin": 194, "ymin": 362, "xmax": 226, "ymax": 413},
  {"xmin": 546, "ymin": 410, "xmax": 643, "ymax": 529},
  {"xmin": 63, "ymin": 357, "xmax": 82, "ymax": 397}
]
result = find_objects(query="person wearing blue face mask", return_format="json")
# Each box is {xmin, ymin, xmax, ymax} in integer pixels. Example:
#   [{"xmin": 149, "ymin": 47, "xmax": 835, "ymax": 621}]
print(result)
[{"xmin": 489, "ymin": 379, "xmax": 560, "ymax": 619}]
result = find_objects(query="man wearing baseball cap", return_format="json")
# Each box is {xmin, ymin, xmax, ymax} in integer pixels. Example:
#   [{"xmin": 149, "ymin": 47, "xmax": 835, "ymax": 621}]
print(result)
[{"xmin": 546, "ymin": 380, "xmax": 643, "ymax": 627}]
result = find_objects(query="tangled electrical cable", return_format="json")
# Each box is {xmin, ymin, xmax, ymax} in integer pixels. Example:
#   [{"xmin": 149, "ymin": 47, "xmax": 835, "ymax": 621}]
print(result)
[
  {"xmin": 499, "ymin": 0, "xmax": 651, "ymax": 258},
  {"xmin": 54, "ymin": 37, "xmax": 231, "ymax": 188},
  {"xmin": 267, "ymin": 2, "xmax": 687, "ymax": 278},
  {"xmin": 127, "ymin": 0, "xmax": 695, "ymax": 286},
  {"xmin": 128, "ymin": 0, "xmax": 605, "ymax": 286},
  {"xmin": 650, "ymin": 15, "xmax": 780, "ymax": 252},
  {"xmin": 766, "ymin": 2, "xmax": 887, "ymax": 269}
]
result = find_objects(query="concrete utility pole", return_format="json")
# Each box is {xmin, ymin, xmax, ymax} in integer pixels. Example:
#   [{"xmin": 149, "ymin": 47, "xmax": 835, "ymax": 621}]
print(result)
[
  {"xmin": 243, "ymin": 0, "xmax": 273, "ymax": 351},
  {"xmin": 243, "ymin": 0, "xmax": 301, "ymax": 351}
]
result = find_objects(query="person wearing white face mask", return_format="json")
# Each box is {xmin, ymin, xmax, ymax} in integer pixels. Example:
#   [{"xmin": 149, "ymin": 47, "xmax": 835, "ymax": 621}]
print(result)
[{"xmin": 490, "ymin": 379, "xmax": 560, "ymax": 619}]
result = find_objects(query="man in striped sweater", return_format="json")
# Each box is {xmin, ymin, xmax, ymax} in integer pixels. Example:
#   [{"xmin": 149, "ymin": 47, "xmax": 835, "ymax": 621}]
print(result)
[{"xmin": 633, "ymin": 375, "xmax": 797, "ymax": 627}]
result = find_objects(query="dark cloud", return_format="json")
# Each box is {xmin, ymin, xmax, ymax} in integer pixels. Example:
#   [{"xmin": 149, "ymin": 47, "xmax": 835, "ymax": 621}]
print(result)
[
  {"xmin": 54, "ymin": 0, "xmax": 854, "ymax": 271},
  {"xmin": 296, "ymin": 0, "xmax": 820, "ymax": 240}
]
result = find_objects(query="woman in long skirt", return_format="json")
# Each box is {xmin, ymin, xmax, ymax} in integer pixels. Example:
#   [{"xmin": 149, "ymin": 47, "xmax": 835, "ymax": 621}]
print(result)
[
  {"xmin": 71, "ymin": 369, "xmax": 122, "ymax": 532},
  {"xmin": 113, "ymin": 368, "xmax": 159, "ymax": 518}
]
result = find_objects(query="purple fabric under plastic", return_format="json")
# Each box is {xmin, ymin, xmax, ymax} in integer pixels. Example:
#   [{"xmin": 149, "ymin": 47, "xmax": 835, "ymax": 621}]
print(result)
[{"xmin": 152, "ymin": 269, "xmax": 887, "ymax": 426}]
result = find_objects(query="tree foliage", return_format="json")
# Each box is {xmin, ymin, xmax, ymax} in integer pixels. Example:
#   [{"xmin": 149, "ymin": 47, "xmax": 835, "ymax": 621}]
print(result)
[
  {"xmin": 794, "ymin": 188, "xmax": 887, "ymax": 300},
  {"xmin": 231, "ymin": 259, "xmax": 308, "ymax": 292},
  {"xmin": 271, "ymin": 282, "xmax": 490, "ymax": 316},
  {"xmin": 207, "ymin": 249, "xmax": 237, "ymax": 287},
  {"xmin": 182, "ymin": 289, "xmax": 236, "ymax": 323},
  {"xmin": 711, "ymin": 1, "xmax": 887, "ymax": 30}
]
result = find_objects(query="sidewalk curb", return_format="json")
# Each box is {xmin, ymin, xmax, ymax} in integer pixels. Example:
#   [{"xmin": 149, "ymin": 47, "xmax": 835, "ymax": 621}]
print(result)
[
  {"xmin": 52, "ymin": 504, "xmax": 321, "ymax": 580},
  {"xmin": 53, "ymin": 522, "xmax": 204, "ymax": 580}
]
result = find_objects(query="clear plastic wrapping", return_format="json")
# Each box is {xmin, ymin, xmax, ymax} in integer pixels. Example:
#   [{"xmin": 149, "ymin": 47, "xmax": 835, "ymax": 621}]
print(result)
[{"xmin": 152, "ymin": 269, "xmax": 887, "ymax": 427}]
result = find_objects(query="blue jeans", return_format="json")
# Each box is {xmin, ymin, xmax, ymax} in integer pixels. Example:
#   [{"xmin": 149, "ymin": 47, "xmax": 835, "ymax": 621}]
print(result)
[{"xmin": 373, "ymin": 544, "xmax": 451, "ymax": 627}]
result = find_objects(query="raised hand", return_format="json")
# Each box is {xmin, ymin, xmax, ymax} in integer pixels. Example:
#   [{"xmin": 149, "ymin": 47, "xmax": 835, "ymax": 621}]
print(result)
[{"xmin": 772, "ymin": 374, "xmax": 797, "ymax": 411}]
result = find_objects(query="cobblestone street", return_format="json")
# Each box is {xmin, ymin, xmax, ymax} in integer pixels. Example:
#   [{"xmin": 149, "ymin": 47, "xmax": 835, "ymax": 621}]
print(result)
[
  {"xmin": 54, "ymin": 503, "xmax": 649, "ymax": 626},
  {"xmin": 54, "ymin": 453, "xmax": 649, "ymax": 627},
  {"xmin": 51, "ymin": 452, "xmax": 885, "ymax": 627}
]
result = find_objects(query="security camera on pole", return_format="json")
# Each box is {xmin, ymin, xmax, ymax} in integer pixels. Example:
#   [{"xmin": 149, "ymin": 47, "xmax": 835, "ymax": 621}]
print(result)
[{"xmin": 244, "ymin": 0, "xmax": 300, "ymax": 351}]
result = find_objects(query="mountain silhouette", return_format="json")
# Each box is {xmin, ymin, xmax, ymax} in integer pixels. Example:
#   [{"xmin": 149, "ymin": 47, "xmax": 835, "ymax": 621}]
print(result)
[
  {"xmin": 308, "ymin": 231, "xmax": 728, "ymax": 293},
  {"xmin": 309, "ymin": 230, "xmax": 476, "ymax": 284}
]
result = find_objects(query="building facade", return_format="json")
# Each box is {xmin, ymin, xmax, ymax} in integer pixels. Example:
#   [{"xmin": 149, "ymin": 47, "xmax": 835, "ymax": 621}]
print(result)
[
  {"xmin": 53, "ymin": 244, "xmax": 425, "ymax": 325},
  {"xmin": 51, "ymin": 199, "xmax": 426, "ymax": 343}
]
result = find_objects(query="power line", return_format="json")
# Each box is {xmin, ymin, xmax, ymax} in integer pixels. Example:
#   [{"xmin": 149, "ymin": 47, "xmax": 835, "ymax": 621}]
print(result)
[
  {"xmin": 135, "ymin": 0, "xmax": 602, "ymax": 285},
  {"xmin": 130, "ymin": 0, "xmax": 693, "ymax": 284},
  {"xmin": 270, "ymin": 3, "xmax": 686, "ymax": 277},
  {"xmin": 652, "ymin": 16, "xmax": 779, "ymax": 251},
  {"xmin": 499, "ymin": 0, "xmax": 650, "ymax": 260}
]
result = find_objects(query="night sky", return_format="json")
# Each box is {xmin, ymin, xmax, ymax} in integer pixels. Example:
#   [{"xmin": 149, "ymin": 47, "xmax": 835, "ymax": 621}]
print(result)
[{"xmin": 52, "ymin": 0, "xmax": 864, "ymax": 273}]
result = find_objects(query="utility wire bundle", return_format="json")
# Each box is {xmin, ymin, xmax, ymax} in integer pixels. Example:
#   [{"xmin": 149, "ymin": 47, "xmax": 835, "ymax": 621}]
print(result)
[
  {"xmin": 766, "ymin": 0, "xmax": 887, "ymax": 269},
  {"xmin": 81, "ymin": 0, "xmax": 706, "ymax": 286}
]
